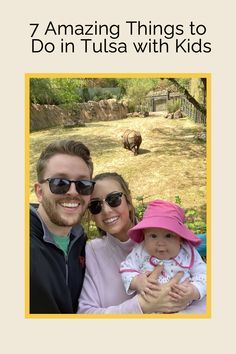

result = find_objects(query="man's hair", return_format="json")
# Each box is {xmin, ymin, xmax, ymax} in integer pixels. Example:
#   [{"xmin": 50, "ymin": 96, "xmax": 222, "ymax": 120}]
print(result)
[
  {"xmin": 92, "ymin": 172, "xmax": 136, "ymax": 235},
  {"xmin": 36, "ymin": 139, "xmax": 93, "ymax": 181}
]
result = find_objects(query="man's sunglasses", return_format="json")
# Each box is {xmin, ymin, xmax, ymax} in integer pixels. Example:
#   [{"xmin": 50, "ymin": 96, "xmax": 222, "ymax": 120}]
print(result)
[
  {"xmin": 88, "ymin": 191, "xmax": 124, "ymax": 215},
  {"xmin": 40, "ymin": 178, "xmax": 95, "ymax": 195}
]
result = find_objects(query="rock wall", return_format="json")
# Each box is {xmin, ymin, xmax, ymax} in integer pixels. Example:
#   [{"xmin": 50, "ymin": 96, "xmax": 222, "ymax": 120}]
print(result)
[
  {"xmin": 30, "ymin": 99, "xmax": 128, "ymax": 131},
  {"xmin": 30, "ymin": 104, "xmax": 69, "ymax": 131}
]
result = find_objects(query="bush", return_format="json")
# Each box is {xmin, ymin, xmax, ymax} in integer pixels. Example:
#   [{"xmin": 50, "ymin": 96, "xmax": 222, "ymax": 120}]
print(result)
[
  {"xmin": 167, "ymin": 99, "xmax": 181, "ymax": 113},
  {"xmin": 127, "ymin": 101, "xmax": 136, "ymax": 113},
  {"xmin": 184, "ymin": 209, "xmax": 206, "ymax": 234},
  {"xmin": 132, "ymin": 195, "xmax": 206, "ymax": 235},
  {"xmin": 92, "ymin": 92, "xmax": 114, "ymax": 101},
  {"xmin": 135, "ymin": 196, "xmax": 147, "ymax": 220},
  {"xmin": 84, "ymin": 195, "xmax": 206, "ymax": 239},
  {"xmin": 175, "ymin": 195, "xmax": 206, "ymax": 234}
]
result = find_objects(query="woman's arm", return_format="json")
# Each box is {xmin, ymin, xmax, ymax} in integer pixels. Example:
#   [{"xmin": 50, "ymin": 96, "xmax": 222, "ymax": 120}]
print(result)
[
  {"xmin": 78, "ymin": 243, "xmax": 190, "ymax": 314},
  {"xmin": 77, "ymin": 242, "xmax": 143, "ymax": 314},
  {"xmin": 138, "ymin": 268, "xmax": 190, "ymax": 313}
]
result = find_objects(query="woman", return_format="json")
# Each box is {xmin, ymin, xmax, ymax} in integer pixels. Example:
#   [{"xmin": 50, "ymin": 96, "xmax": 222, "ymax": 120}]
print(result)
[{"xmin": 77, "ymin": 172, "xmax": 205, "ymax": 314}]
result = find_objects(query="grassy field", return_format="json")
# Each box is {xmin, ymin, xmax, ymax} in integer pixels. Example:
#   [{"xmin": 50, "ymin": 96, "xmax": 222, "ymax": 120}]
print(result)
[{"xmin": 30, "ymin": 113, "xmax": 207, "ymax": 232}]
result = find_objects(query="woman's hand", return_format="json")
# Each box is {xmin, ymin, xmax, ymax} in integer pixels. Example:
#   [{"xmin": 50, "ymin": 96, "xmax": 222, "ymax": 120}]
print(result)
[{"xmin": 138, "ymin": 266, "xmax": 190, "ymax": 313}]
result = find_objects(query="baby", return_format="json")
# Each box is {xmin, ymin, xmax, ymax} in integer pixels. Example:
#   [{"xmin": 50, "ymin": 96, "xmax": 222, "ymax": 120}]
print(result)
[{"xmin": 120, "ymin": 200, "xmax": 206, "ymax": 305}]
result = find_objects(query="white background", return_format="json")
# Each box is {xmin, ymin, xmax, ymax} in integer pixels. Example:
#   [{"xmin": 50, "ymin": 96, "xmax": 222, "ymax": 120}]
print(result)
[{"xmin": 1, "ymin": 0, "xmax": 235, "ymax": 353}]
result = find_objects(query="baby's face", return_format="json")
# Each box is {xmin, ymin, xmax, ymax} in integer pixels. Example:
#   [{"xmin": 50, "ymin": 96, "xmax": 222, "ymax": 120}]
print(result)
[{"xmin": 143, "ymin": 228, "xmax": 181, "ymax": 260}]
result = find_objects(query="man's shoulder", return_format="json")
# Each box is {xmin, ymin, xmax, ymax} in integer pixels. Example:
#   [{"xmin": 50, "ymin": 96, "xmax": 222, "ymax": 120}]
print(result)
[
  {"xmin": 30, "ymin": 203, "xmax": 39, "ymax": 210},
  {"xmin": 30, "ymin": 205, "xmax": 44, "ymax": 238},
  {"xmin": 30, "ymin": 204, "xmax": 40, "ymax": 225},
  {"xmin": 71, "ymin": 223, "xmax": 86, "ymax": 239}
]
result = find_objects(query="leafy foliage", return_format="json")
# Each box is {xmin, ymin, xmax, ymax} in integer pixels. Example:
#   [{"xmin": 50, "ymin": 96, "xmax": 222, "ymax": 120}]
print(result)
[
  {"xmin": 119, "ymin": 78, "xmax": 158, "ymax": 112},
  {"xmin": 30, "ymin": 77, "xmax": 206, "ymax": 122},
  {"xmin": 175, "ymin": 195, "xmax": 206, "ymax": 234},
  {"xmin": 167, "ymin": 78, "xmax": 206, "ymax": 117},
  {"xmin": 30, "ymin": 78, "xmax": 82, "ymax": 105},
  {"xmin": 166, "ymin": 99, "xmax": 181, "ymax": 113},
  {"xmin": 50, "ymin": 78, "xmax": 82, "ymax": 103},
  {"xmin": 135, "ymin": 196, "xmax": 147, "ymax": 220},
  {"xmin": 30, "ymin": 79, "xmax": 57, "ymax": 104}
]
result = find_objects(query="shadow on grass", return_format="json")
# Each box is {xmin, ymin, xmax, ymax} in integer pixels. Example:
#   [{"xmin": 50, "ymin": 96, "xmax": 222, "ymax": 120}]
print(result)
[
  {"xmin": 151, "ymin": 135, "xmax": 206, "ymax": 160},
  {"xmin": 30, "ymin": 118, "xmax": 207, "ymax": 216},
  {"xmin": 30, "ymin": 132, "xmax": 120, "ymax": 155},
  {"xmin": 138, "ymin": 148, "xmax": 151, "ymax": 155},
  {"xmin": 152, "ymin": 124, "xmax": 202, "ymax": 137}
]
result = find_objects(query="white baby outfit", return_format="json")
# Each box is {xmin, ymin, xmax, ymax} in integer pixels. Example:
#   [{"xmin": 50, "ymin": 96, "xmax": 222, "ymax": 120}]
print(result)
[{"xmin": 120, "ymin": 241, "xmax": 206, "ymax": 299}]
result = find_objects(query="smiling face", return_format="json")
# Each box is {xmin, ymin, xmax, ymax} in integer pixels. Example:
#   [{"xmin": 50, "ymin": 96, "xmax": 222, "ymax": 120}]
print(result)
[
  {"xmin": 143, "ymin": 228, "xmax": 182, "ymax": 260},
  {"xmin": 35, "ymin": 153, "xmax": 92, "ymax": 235},
  {"xmin": 90, "ymin": 178, "xmax": 132, "ymax": 241}
]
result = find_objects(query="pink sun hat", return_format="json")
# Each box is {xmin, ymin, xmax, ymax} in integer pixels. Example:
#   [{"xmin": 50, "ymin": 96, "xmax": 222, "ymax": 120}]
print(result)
[{"xmin": 129, "ymin": 199, "xmax": 201, "ymax": 246}]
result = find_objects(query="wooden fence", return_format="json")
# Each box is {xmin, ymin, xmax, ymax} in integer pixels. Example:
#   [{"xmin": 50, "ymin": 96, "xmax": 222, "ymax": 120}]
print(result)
[
  {"xmin": 147, "ymin": 93, "xmax": 206, "ymax": 125},
  {"xmin": 180, "ymin": 96, "xmax": 206, "ymax": 125}
]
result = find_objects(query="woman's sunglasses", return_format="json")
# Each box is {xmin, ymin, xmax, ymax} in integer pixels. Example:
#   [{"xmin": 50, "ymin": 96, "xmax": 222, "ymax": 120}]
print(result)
[
  {"xmin": 88, "ymin": 191, "xmax": 124, "ymax": 215},
  {"xmin": 40, "ymin": 178, "xmax": 95, "ymax": 195}
]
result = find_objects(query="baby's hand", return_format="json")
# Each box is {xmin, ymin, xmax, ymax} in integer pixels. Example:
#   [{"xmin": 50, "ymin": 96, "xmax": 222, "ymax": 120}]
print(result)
[
  {"xmin": 130, "ymin": 272, "xmax": 159, "ymax": 299},
  {"xmin": 169, "ymin": 282, "xmax": 200, "ymax": 304}
]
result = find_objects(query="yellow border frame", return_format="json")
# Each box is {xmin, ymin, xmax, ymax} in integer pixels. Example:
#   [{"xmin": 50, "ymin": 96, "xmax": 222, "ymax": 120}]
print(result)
[{"xmin": 25, "ymin": 73, "xmax": 211, "ymax": 319}]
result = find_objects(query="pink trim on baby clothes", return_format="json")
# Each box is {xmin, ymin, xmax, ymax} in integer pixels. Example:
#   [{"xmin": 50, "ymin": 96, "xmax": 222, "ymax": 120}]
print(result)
[
  {"xmin": 149, "ymin": 256, "xmax": 161, "ymax": 267},
  {"xmin": 148, "ymin": 242, "xmax": 195, "ymax": 274},
  {"xmin": 172, "ymin": 243, "xmax": 195, "ymax": 269},
  {"xmin": 149, "ymin": 257, "xmax": 167, "ymax": 277}
]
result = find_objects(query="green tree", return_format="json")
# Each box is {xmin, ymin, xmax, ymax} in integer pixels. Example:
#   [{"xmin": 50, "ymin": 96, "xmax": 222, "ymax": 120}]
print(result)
[
  {"xmin": 50, "ymin": 78, "xmax": 81, "ymax": 104},
  {"xmin": 119, "ymin": 78, "xmax": 158, "ymax": 111},
  {"xmin": 167, "ymin": 78, "xmax": 206, "ymax": 116},
  {"xmin": 30, "ymin": 78, "xmax": 82, "ymax": 105},
  {"xmin": 30, "ymin": 78, "xmax": 57, "ymax": 104}
]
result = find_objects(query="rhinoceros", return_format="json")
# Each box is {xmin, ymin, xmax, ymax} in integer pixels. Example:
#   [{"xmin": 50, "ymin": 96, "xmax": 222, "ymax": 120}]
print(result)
[{"xmin": 122, "ymin": 129, "xmax": 142, "ymax": 155}]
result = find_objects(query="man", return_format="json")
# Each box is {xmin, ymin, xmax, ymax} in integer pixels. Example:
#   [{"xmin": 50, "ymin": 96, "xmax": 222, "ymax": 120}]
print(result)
[{"xmin": 30, "ymin": 139, "xmax": 94, "ymax": 314}]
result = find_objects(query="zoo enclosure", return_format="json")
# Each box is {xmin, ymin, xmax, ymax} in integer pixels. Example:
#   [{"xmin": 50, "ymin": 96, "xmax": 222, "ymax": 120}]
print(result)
[{"xmin": 146, "ymin": 92, "xmax": 206, "ymax": 124}]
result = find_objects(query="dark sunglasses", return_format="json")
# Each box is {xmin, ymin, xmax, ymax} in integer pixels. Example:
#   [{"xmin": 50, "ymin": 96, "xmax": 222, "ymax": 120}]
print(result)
[
  {"xmin": 88, "ymin": 191, "xmax": 124, "ymax": 215},
  {"xmin": 40, "ymin": 178, "xmax": 95, "ymax": 195}
]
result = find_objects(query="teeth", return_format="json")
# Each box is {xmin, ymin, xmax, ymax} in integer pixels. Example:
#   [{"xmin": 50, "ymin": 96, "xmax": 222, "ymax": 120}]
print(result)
[
  {"xmin": 103, "ymin": 216, "xmax": 119, "ymax": 224},
  {"xmin": 61, "ymin": 202, "xmax": 79, "ymax": 208}
]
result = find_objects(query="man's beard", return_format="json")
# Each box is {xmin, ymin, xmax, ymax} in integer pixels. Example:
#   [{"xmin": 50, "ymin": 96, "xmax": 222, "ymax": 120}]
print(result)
[{"xmin": 41, "ymin": 195, "xmax": 85, "ymax": 227}]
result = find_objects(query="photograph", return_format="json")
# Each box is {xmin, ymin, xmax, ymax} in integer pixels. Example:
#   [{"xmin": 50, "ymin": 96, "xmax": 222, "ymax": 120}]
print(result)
[
  {"xmin": 26, "ymin": 73, "xmax": 210, "ymax": 318},
  {"xmin": 4, "ymin": 0, "xmax": 236, "ymax": 352}
]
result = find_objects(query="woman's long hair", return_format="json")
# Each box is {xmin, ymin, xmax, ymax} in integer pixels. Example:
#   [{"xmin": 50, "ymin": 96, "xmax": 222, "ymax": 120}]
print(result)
[{"xmin": 91, "ymin": 172, "xmax": 136, "ymax": 236}]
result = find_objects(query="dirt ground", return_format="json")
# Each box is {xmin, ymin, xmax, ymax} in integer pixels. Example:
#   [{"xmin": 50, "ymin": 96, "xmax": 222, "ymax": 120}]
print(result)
[{"xmin": 29, "ymin": 113, "xmax": 207, "ymax": 220}]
